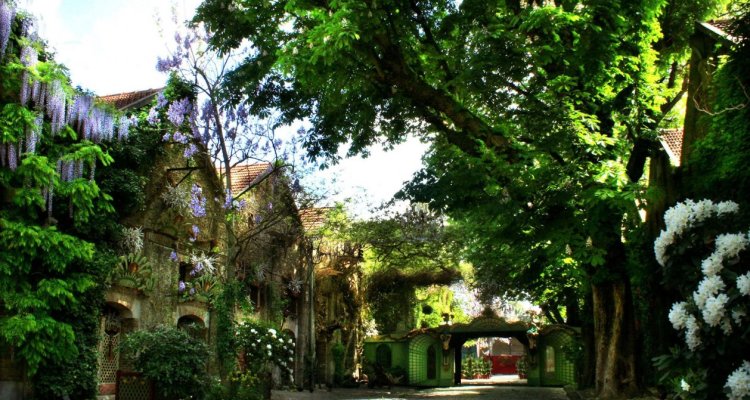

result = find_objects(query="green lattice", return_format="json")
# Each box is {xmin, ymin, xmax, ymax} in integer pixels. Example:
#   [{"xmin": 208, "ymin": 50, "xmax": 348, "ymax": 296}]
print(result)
[
  {"xmin": 540, "ymin": 330, "xmax": 576, "ymax": 387},
  {"xmin": 408, "ymin": 335, "xmax": 433, "ymax": 385},
  {"xmin": 117, "ymin": 373, "xmax": 153, "ymax": 400}
]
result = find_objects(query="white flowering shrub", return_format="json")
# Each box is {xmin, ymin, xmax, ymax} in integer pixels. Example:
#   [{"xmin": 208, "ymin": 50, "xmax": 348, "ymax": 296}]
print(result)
[
  {"xmin": 654, "ymin": 199, "xmax": 749, "ymax": 399},
  {"xmin": 235, "ymin": 321, "xmax": 295, "ymax": 379}
]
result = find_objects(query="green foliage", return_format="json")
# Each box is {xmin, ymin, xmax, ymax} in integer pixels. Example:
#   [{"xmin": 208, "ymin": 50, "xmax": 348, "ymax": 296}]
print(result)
[
  {"xmin": 688, "ymin": 3, "xmax": 750, "ymax": 213},
  {"xmin": 0, "ymin": 6, "xmax": 123, "ymax": 396},
  {"xmin": 462, "ymin": 355, "xmax": 491, "ymax": 378},
  {"xmin": 119, "ymin": 326, "xmax": 210, "ymax": 400}
]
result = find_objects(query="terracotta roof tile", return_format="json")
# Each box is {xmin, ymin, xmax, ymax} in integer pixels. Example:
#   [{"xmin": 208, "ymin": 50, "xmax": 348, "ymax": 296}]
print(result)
[
  {"xmin": 99, "ymin": 88, "xmax": 163, "ymax": 111},
  {"xmin": 660, "ymin": 128, "xmax": 683, "ymax": 166},
  {"xmin": 222, "ymin": 163, "xmax": 273, "ymax": 195},
  {"xmin": 299, "ymin": 208, "xmax": 331, "ymax": 231}
]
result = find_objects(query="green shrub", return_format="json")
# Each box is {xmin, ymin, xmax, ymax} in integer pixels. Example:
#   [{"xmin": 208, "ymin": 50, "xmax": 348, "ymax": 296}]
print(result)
[{"xmin": 119, "ymin": 326, "xmax": 209, "ymax": 400}]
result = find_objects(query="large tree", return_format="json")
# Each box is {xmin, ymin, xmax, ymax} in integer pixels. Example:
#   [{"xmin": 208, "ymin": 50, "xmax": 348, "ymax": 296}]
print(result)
[{"xmin": 194, "ymin": 0, "xmax": 723, "ymax": 396}]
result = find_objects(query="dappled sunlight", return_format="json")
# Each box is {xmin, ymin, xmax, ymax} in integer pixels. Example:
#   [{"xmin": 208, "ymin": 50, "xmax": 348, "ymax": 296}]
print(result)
[{"xmin": 415, "ymin": 385, "xmax": 497, "ymax": 397}]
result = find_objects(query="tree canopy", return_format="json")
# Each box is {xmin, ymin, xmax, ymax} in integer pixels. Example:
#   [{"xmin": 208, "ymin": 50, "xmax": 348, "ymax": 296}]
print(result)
[{"xmin": 195, "ymin": 0, "xmax": 729, "ymax": 397}]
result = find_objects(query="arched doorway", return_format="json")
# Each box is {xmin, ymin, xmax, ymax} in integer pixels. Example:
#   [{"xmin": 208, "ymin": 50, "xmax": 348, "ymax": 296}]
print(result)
[{"xmin": 96, "ymin": 302, "xmax": 137, "ymax": 395}]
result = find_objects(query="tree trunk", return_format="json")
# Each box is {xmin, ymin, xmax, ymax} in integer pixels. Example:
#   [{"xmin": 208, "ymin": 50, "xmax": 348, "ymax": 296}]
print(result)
[{"xmin": 592, "ymin": 280, "xmax": 639, "ymax": 399}]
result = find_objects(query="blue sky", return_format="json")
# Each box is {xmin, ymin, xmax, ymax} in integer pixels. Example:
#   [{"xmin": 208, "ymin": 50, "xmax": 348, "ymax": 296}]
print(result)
[{"xmin": 22, "ymin": 0, "xmax": 428, "ymax": 217}]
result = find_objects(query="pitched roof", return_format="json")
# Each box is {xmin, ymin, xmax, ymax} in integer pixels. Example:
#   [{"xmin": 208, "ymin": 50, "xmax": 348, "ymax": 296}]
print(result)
[
  {"xmin": 660, "ymin": 128, "xmax": 683, "ymax": 166},
  {"xmin": 99, "ymin": 88, "xmax": 163, "ymax": 111},
  {"xmin": 223, "ymin": 163, "xmax": 273, "ymax": 195},
  {"xmin": 299, "ymin": 208, "xmax": 331, "ymax": 231}
]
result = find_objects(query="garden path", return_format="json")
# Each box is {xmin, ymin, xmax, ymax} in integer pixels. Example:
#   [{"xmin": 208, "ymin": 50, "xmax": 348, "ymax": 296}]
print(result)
[{"xmin": 272, "ymin": 385, "xmax": 568, "ymax": 400}]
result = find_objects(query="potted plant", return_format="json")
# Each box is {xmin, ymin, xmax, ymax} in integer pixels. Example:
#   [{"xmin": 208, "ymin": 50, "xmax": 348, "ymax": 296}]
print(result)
[{"xmin": 516, "ymin": 356, "xmax": 529, "ymax": 379}]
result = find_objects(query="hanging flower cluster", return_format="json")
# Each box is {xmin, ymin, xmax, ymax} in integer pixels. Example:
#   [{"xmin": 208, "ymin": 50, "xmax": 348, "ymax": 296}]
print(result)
[
  {"xmin": 190, "ymin": 183, "xmax": 207, "ymax": 218},
  {"xmin": 235, "ymin": 321, "xmax": 295, "ymax": 377},
  {"xmin": 0, "ymin": 0, "xmax": 15, "ymax": 60},
  {"xmin": 1, "ymin": 3, "xmax": 131, "ymax": 220}
]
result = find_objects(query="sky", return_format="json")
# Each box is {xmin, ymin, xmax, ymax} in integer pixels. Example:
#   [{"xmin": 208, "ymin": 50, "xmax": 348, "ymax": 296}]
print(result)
[{"xmin": 19, "ymin": 0, "xmax": 429, "ymax": 218}]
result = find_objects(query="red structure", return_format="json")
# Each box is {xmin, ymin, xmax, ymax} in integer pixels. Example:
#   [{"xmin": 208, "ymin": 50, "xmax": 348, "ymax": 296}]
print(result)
[{"xmin": 486, "ymin": 354, "xmax": 522, "ymax": 375}]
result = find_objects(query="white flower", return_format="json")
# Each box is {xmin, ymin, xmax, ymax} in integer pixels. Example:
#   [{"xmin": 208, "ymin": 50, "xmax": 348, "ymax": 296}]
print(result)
[
  {"xmin": 654, "ymin": 231, "xmax": 675, "ymax": 267},
  {"xmin": 267, "ymin": 344, "xmax": 272, "ymax": 350},
  {"xmin": 701, "ymin": 254, "xmax": 724, "ymax": 277},
  {"xmin": 737, "ymin": 272, "xmax": 750, "ymax": 296},
  {"xmin": 702, "ymin": 293, "xmax": 729, "ymax": 327},
  {"xmin": 288, "ymin": 338, "xmax": 293, "ymax": 344},
  {"xmin": 251, "ymin": 328, "xmax": 257, "ymax": 334},
  {"xmin": 669, "ymin": 302, "xmax": 691, "ymax": 330},
  {"xmin": 269, "ymin": 328, "xmax": 277, "ymax": 337},
  {"xmin": 714, "ymin": 233, "xmax": 749, "ymax": 261},
  {"xmin": 694, "ymin": 275, "xmax": 725, "ymax": 310},
  {"xmin": 289, "ymin": 357, "xmax": 293, "ymax": 362},
  {"xmin": 726, "ymin": 361, "xmax": 750, "ymax": 400},
  {"xmin": 716, "ymin": 201, "xmax": 740, "ymax": 216},
  {"xmin": 680, "ymin": 378, "xmax": 691, "ymax": 392},
  {"xmin": 279, "ymin": 338, "xmax": 284, "ymax": 343},
  {"xmin": 685, "ymin": 315, "xmax": 701, "ymax": 350},
  {"xmin": 268, "ymin": 351, "xmax": 272, "ymax": 356}
]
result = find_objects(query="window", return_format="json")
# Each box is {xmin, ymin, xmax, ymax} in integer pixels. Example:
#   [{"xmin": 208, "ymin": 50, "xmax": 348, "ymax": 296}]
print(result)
[
  {"xmin": 376, "ymin": 344, "xmax": 392, "ymax": 368},
  {"xmin": 545, "ymin": 346, "xmax": 556, "ymax": 373},
  {"xmin": 427, "ymin": 344, "xmax": 437, "ymax": 379}
]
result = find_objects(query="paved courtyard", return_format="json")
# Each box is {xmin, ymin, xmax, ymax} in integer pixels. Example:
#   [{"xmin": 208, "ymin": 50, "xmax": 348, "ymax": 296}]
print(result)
[{"xmin": 272, "ymin": 385, "xmax": 568, "ymax": 400}]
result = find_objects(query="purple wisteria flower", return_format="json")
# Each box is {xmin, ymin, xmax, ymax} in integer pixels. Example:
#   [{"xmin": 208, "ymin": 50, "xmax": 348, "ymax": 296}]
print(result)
[
  {"xmin": 223, "ymin": 189, "xmax": 235, "ymax": 210},
  {"xmin": 147, "ymin": 107, "xmax": 159, "ymax": 124},
  {"xmin": 183, "ymin": 143, "xmax": 198, "ymax": 158},
  {"xmin": 46, "ymin": 80, "xmax": 66, "ymax": 135},
  {"xmin": 170, "ymin": 251, "xmax": 178, "ymax": 262},
  {"xmin": 7, "ymin": 143, "xmax": 17, "ymax": 171},
  {"xmin": 162, "ymin": 132, "xmax": 171, "ymax": 142},
  {"xmin": 156, "ymin": 54, "xmax": 181, "ymax": 72},
  {"xmin": 156, "ymin": 93, "xmax": 168, "ymax": 109},
  {"xmin": 192, "ymin": 261, "xmax": 204, "ymax": 276},
  {"xmin": 167, "ymin": 98, "xmax": 191, "ymax": 127},
  {"xmin": 189, "ymin": 287, "xmax": 196, "ymax": 295},
  {"xmin": 178, "ymin": 281, "xmax": 186, "ymax": 293},
  {"xmin": 191, "ymin": 224, "xmax": 200, "ymax": 239},
  {"xmin": 0, "ymin": 1, "xmax": 15, "ymax": 60},
  {"xmin": 173, "ymin": 131, "xmax": 188, "ymax": 144},
  {"xmin": 117, "ymin": 115, "xmax": 132, "ymax": 140},
  {"xmin": 190, "ymin": 184, "xmax": 206, "ymax": 217}
]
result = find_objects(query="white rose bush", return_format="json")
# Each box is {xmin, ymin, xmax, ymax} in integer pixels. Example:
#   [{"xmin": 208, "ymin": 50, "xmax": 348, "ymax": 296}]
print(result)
[{"xmin": 654, "ymin": 199, "xmax": 750, "ymax": 399}]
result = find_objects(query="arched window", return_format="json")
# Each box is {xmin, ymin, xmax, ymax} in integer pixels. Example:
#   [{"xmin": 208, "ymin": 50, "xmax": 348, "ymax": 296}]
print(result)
[
  {"xmin": 375, "ymin": 344, "xmax": 392, "ymax": 368},
  {"xmin": 545, "ymin": 346, "xmax": 556, "ymax": 373},
  {"xmin": 427, "ymin": 344, "xmax": 437, "ymax": 379}
]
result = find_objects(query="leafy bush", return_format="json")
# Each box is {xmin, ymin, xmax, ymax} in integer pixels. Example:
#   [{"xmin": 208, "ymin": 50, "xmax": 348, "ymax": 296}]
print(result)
[{"xmin": 119, "ymin": 326, "xmax": 209, "ymax": 400}]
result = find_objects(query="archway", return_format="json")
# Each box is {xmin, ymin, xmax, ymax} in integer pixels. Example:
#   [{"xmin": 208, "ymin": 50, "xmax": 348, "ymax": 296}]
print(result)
[{"xmin": 436, "ymin": 316, "xmax": 531, "ymax": 385}]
